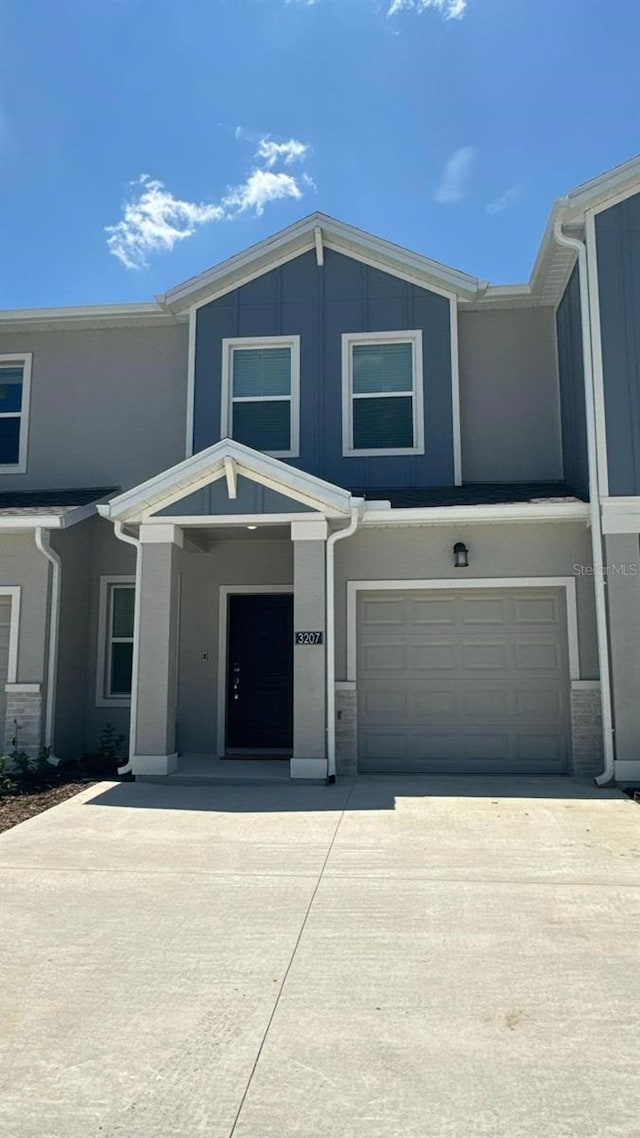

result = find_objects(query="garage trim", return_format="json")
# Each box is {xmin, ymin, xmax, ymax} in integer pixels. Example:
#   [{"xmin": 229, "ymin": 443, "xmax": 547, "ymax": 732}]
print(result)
[
  {"xmin": 0, "ymin": 586, "xmax": 21, "ymax": 685},
  {"xmin": 346, "ymin": 576, "xmax": 580, "ymax": 682}
]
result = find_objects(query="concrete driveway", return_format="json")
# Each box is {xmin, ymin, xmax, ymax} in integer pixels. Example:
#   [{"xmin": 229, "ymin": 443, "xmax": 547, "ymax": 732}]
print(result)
[{"xmin": 0, "ymin": 776, "xmax": 639, "ymax": 1138}]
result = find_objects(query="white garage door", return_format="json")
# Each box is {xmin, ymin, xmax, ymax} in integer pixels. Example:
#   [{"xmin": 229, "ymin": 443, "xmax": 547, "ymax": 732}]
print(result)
[
  {"xmin": 0, "ymin": 598, "xmax": 12, "ymax": 748},
  {"xmin": 358, "ymin": 588, "xmax": 571, "ymax": 774}
]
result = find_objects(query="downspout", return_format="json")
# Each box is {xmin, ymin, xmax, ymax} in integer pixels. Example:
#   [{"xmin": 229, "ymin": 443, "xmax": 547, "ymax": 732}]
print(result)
[
  {"xmin": 112, "ymin": 520, "xmax": 142, "ymax": 777},
  {"xmin": 553, "ymin": 217, "xmax": 615, "ymax": 785},
  {"xmin": 34, "ymin": 527, "xmax": 61, "ymax": 754},
  {"xmin": 325, "ymin": 505, "xmax": 361, "ymax": 782}
]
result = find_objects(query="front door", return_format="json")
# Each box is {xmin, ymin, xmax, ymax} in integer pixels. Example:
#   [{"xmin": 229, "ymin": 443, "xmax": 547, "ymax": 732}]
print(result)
[{"xmin": 226, "ymin": 593, "xmax": 294, "ymax": 751}]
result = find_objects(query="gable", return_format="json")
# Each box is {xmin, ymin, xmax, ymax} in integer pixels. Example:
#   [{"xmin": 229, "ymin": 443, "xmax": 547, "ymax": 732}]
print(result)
[{"xmin": 158, "ymin": 475, "xmax": 313, "ymax": 518}]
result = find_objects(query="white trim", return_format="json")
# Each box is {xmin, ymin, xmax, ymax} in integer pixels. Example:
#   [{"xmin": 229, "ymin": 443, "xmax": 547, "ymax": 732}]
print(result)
[
  {"xmin": 96, "ymin": 575, "xmax": 135, "ymax": 708},
  {"xmin": 291, "ymin": 518, "xmax": 328, "ymax": 541},
  {"xmin": 0, "ymin": 586, "xmax": 21, "ymax": 684},
  {"xmin": 346, "ymin": 576, "xmax": 579, "ymax": 684},
  {"xmin": 34, "ymin": 527, "xmax": 62, "ymax": 751},
  {"xmin": 361, "ymin": 502, "xmax": 590, "ymax": 526},
  {"xmin": 138, "ymin": 523, "xmax": 184, "ymax": 546},
  {"xmin": 5, "ymin": 682, "xmax": 39, "ymax": 694},
  {"xmin": 449, "ymin": 298, "xmax": 462, "ymax": 485},
  {"xmin": 142, "ymin": 511, "xmax": 325, "ymax": 528},
  {"xmin": 314, "ymin": 225, "xmax": 324, "ymax": 267},
  {"xmin": 584, "ymin": 180, "xmax": 640, "ymax": 219},
  {"xmin": 571, "ymin": 679, "xmax": 600, "ymax": 690},
  {"xmin": 101, "ymin": 439, "xmax": 353, "ymax": 521},
  {"xmin": 341, "ymin": 330, "xmax": 424, "ymax": 457},
  {"xmin": 0, "ymin": 353, "xmax": 32, "ymax": 474},
  {"xmin": 216, "ymin": 585, "xmax": 292, "ymax": 757},
  {"xmin": 601, "ymin": 496, "xmax": 640, "ymax": 534},
  {"xmin": 221, "ymin": 335, "xmax": 300, "ymax": 459},
  {"xmin": 185, "ymin": 305, "xmax": 196, "ymax": 459},
  {"xmin": 290, "ymin": 757, "xmax": 326, "ymax": 779},
  {"xmin": 613, "ymin": 760, "xmax": 640, "ymax": 781},
  {"xmin": 224, "ymin": 456, "xmax": 237, "ymax": 499},
  {"xmin": 585, "ymin": 211, "xmax": 610, "ymax": 497},
  {"xmin": 0, "ymin": 303, "xmax": 177, "ymax": 332}
]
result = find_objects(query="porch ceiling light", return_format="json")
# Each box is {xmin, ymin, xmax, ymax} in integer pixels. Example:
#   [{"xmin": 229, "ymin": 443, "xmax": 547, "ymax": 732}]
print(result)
[
  {"xmin": 247, "ymin": 525, "xmax": 257, "ymax": 530},
  {"xmin": 453, "ymin": 541, "xmax": 469, "ymax": 569}
]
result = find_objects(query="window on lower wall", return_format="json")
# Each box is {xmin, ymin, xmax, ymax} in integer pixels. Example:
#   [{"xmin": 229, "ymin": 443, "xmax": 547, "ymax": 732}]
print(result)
[
  {"xmin": 221, "ymin": 336, "xmax": 300, "ymax": 457},
  {"xmin": 341, "ymin": 331, "xmax": 424, "ymax": 456},
  {"xmin": 96, "ymin": 577, "xmax": 135, "ymax": 707},
  {"xmin": 0, "ymin": 354, "xmax": 32, "ymax": 473}
]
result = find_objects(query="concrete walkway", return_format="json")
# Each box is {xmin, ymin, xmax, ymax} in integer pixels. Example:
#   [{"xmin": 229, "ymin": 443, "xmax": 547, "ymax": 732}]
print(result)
[{"xmin": 0, "ymin": 776, "xmax": 638, "ymax": 1138}]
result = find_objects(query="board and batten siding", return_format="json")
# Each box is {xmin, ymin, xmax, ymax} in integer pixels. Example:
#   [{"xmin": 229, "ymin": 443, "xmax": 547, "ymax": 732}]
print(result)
[
  {"xmin": 595, "ymin": 190, "xmax": 640, "ymax": 496},
  {"xmin": 555, "ymin": 265, "xmax": 589, "ymax": 498},
  {"xmin": 193, "ymin": 248, "xmax": 454, "ymax": 489}
]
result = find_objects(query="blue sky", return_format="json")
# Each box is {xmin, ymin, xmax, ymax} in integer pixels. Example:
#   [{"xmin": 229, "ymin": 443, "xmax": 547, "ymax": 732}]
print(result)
[{"xmin": 1, "ymin": 0, "xmax": 639, "ymax": 308}]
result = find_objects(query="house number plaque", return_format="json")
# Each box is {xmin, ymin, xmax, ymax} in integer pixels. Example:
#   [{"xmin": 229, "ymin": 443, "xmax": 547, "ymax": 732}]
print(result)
[{"xmin": 295, "ymin": 631, "xmax": 323, "ymax": 645}]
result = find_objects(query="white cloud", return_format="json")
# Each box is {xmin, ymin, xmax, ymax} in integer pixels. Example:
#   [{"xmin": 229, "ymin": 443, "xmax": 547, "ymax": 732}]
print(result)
[
  {"xmin": 221, "ymin": 169, "xmax": 310, "ymax": 216},
  {"xmin": 434, "ymin": 146, "xmax": 476, "ymax": 204},
  {"xmin": 256, "ymin": 138, "xmax": 308, "ymax": 167},
  {"xmin": 486, "ymin": 184, "xmax": 521, "ymax": 215},
  {"xmin": 106, "ymin": 136, "xmax": 313, "ymax": 270},
  {"xmin": 388, "ymin": 0, "xmax": 467, "ymax": 18}
]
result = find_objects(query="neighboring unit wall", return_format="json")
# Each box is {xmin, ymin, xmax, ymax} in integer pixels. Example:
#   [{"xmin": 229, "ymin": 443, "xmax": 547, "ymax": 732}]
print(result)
[
  {"xmin": 51, "ymin": 521, "xmax": 93, "ymax": 759},
  {"xmin": 0, "ymin": 534, "xmax": 50, "ymax": 755},
  {"xmin": 458, "ymin": 307, "xmax": 563, "ymax": 483},
  {"xmin": 595, "ymin": 191, "xmax": 640, "ymax": 495},
  {"xmin": 0, "ymin": 324, "xmax": 188, "ymax": 495},
  {"xmin": 193, "ymin": 249, "xmax": 455, "ymax": 489},
  {"xmin": 604, "ymin": 533, "xmax": 640, "ymax": 773},
  {"xmin": 555, "ymin": 265, "xmax": 589, "ymax": 498}
]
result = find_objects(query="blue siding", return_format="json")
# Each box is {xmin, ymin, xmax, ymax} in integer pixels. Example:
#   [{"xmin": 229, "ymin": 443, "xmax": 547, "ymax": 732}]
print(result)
[
  {"xmin": 193, "ymin": 249, "xmax": 454, "ymax": 489},
  {"xmin": 556, "ymin": 265, "xmax": 589, "ymax": 497},
  {"xmin": 596, "ymin": 191, "xmax": 640, "ymax": 496}
]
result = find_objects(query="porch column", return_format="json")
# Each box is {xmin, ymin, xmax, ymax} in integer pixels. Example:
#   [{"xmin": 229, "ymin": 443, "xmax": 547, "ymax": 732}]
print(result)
[
  {"xmin": 133, "ymin": 524, "xmax": 183, "ymax": 776},
  {"xmin": 290, "ymin": 520, "xmax": 327, "ymax": 779}
]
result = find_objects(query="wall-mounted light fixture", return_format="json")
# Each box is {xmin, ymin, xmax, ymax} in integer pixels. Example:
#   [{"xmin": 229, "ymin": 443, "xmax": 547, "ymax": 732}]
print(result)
[{"xmin": 453, "ymin": 541, "xmax": 469, "ymax": 569}]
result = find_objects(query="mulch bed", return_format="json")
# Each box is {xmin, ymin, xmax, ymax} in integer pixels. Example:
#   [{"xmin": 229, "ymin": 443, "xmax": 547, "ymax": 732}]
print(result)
[{"xmin": 0, "ymin": 781, "xmax": 95, "ymax": 835}]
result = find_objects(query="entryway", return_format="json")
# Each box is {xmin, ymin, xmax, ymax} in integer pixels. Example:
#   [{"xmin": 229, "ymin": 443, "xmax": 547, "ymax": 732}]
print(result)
[{"xmin": 225, "ymin": 592, "xmax": 294, "ymax": 752}]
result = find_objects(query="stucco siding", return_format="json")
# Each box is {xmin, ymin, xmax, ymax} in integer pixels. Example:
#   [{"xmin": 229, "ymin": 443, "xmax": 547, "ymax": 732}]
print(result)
[
  {"xmin": 595, "ymin": 191, "xmax": 640, "ymax": 496},
  {"xmin": 0, "ymin": 324, "xmax": 188, "ymax": 494},
  {"xmin": 333, "ymin": 522, "xmax": 597, "ymax": 682},
  {"xmin": 458, "ymin": 307, "xmax": 563, "ymax": 483},
  {"xmin": 51, "ymin": 521, "xmax": 93, "ymax": 759},
  {"xmin": 0, "ymin": 534, "xmax": 49, "ymax": 683},
  {"xmin": 555, "ymin": 266, "xmax": 589, "ymax": 497},
  {"xmin": 193, "ymin": 249, "xmax": 455, "ymax": 489}
]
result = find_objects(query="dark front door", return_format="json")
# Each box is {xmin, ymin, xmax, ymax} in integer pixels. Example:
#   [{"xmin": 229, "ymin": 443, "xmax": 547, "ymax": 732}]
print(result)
[{"xmin": 226, "ymin": 593, "xmax": 294, "ymax": 750}]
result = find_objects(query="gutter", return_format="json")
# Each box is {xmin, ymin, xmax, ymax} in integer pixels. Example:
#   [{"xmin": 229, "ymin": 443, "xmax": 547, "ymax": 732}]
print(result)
[
  {"xmin": 325, "ymin": 506, "xmax": 361, "ymax": 782},
  {"xmin": 553, "ymin": 217, "xmax": 615, "ymax": 786},
  {"xmin": 34, "ymin": 528, "xmax": 62, "ymax": 754},
  {"xmin": 111, "ymin": 520, "xmax": 143, "ymax": 777}
]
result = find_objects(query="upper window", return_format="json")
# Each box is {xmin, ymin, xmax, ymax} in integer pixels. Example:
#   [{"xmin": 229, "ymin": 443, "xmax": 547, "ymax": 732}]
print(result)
[
  {"xmin": 0, "ymin": 354, "xmax": 32, "ymax": 473},
  {"xmin": 221, "ymin": 336, "xmax": 300, "ymax": 458},
  {"xmin": 96, "ymin": 577, "xmax": 135, "ymax": 707},
  {"xmin": 341, "ymin": 331, "xmax": 424, "ymax": 457}
]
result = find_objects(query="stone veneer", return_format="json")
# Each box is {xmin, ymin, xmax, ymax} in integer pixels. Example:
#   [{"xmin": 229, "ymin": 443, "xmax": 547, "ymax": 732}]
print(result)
[
  {"xmin": 335, "ymin": 683, "xmax": 357, "ymax": 778},
  {"xmin": 570, "ymin": 682, "xmax": 603, "ymax": 779},
  {"xmin": 4, "ymin": 684, "xmax": 42, "ymax": 759},
  {"xmin": 336, "ymin": 680, "xmax": 604, "ymax": 781}
]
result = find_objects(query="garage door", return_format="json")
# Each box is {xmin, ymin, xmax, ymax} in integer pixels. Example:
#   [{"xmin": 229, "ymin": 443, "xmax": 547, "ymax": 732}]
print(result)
[
  {"xmin": 358, "ymin": 588, "xmax": 571, "ymax": 774},
  {"xmin": 0, "ymin": 598, "xmax": 11, "ymax": 748}
]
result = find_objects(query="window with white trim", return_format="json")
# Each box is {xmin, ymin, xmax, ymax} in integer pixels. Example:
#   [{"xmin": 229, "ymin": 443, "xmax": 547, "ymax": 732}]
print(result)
[
  {"xmin": 342, "ymin": 331, "xmax": 424, "ymax": 456},
  {"xmin": 96, "ymin": 578, "xmax": 135, "ymax": 706},
  {"xmin": 0, "ymin": 354, "xmax": 32, "ymax": 472},
  {"xmin": 221, "ymin": 336, "xmax": 300, "ymax": 457}
]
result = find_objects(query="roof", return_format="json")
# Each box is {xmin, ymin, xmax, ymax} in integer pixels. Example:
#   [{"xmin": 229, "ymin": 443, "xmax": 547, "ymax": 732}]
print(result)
[
  {"xmin": 350, "ymin": 481, "xmax": 587, "ymax": 509},
  {"xmin": 0, "ymin": 487, "xmax": 116, "ymax": 528},
  {"xmin": 1, "ymin": 154, "xmax": 639, "ymax": 328}
]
